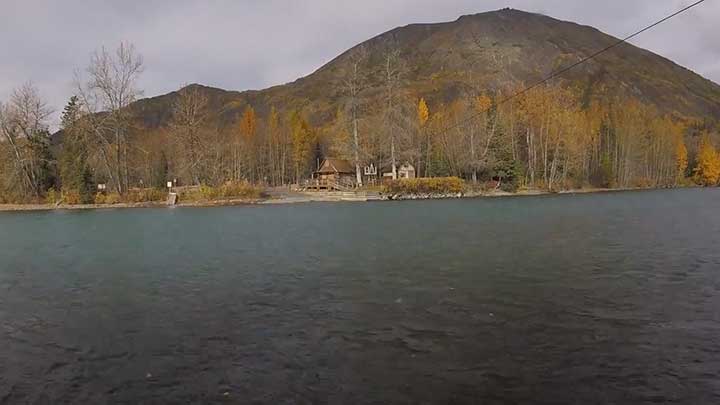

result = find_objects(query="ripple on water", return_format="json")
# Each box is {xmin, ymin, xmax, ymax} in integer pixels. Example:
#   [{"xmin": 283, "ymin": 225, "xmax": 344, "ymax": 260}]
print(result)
[{"xmin": 1, "ymin": 189, "xmax": 720, "ymax": 403}]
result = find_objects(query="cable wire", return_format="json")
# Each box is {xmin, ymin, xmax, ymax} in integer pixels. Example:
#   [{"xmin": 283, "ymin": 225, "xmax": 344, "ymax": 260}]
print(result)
[{"xmin": 427, "ymin": 0, "xmax": 707, "ymax": 136}]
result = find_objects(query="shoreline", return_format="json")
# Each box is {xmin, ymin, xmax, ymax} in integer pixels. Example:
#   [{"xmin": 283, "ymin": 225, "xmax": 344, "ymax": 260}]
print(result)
[
  {"xmin": 0, "ymin": 198, "xmax": 266, "ymax": 212},
  {"xmin": 0, "ymin": 186, "xmax": 694, "ymax": 212}
]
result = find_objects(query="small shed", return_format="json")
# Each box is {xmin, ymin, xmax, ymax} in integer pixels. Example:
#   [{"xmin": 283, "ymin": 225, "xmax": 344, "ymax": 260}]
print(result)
[
  {"xmin": 398, "ymin": 163, "xmax": 416, "ymax": 179},
  {"xmin": 313, "ymin": 158, "xmax": 356, "ymax": 189}
]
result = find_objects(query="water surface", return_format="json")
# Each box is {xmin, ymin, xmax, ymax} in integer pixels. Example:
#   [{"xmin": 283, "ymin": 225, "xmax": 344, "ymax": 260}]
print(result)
[{"xmin": 2, "ymin": 189, "xmax": 720, "ymax": 404}]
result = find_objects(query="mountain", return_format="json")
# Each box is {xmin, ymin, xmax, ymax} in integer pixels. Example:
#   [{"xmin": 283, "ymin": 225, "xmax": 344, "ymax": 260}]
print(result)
[{"xmin": 128, "ymin": 8, "xmax": 720, "ymax": 133}]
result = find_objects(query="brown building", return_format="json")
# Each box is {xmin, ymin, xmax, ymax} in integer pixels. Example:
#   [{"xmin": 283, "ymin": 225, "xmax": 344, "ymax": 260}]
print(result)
[{"xmin": 310, "ymin": 158, "xmax": 357, "ymax": 190}]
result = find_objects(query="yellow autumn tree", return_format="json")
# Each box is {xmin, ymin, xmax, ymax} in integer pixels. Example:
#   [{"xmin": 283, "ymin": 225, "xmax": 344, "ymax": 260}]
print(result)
[
  {"xmin": 694, "ymin": 133, "xmax": 720, "ymax": 186},
  {"xmin": 238, "ymin": 105, "xmax": 258, "ymax": 181},
  {"xmin": 267, "ymin": 106, "xmax": 285, "ymax": 185},
  {"xmin": 290, "ymin": 111, "xmax": 315, "ymax": 184},
  {"xmin": 418, "ymin": 98, "xmax": 429, "ymax": 127},
  {"xmin": 675, "ymin": 136, "xmax": 688, "ymax": 181},
  {"xmin": 240, "ymin": 106, "xmax": 256, "ymax": 141},
  {"xmin": 475, "ymin": 94, "xmax": 492, "ymax": 113},
  {"xmin": 417, "ymin": 98, "xmax": 431, "ymax": 177}
]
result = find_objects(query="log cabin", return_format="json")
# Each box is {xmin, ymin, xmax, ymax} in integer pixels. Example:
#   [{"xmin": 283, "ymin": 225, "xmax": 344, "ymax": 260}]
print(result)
[{"xmin": 309, "ymin": 158, "xmax": 356, "ymax": 190}]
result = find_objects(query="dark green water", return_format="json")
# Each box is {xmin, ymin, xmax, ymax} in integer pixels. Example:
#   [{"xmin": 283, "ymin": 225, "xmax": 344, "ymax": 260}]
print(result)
[{"xmin": 1, "ymin": 189, "xmax": 720, "ymax": 404}]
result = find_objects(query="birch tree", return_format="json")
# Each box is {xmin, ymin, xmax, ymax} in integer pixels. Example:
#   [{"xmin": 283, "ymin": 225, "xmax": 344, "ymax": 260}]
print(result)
[
  {"xmin": 343, "ymin": 45, "xmax": 368, "ymax": 185},
  {"xmin": 75, "ymin": 41, "xmax": 144, "ymax": 194},
  {"xmin": 381, "ymin": 41, "xmax": 405, "ymax": 179},
  {"xmin": 170, "ymin": 85, "xmax": 209, "ymax": 185},
  {"xmin": 417, "ymin": 98, "xmax": 430, "ymax": 176},
  {"xmin": 239, "ymin": 106, "xmax": 258, "ymax": 182},
  {"xmin": 0, "ymin": 83, "xmax": 54, "ymax": 199}
]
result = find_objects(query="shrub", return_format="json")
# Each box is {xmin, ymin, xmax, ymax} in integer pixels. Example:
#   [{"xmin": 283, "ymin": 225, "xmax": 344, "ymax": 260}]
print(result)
[
  {"xmin": 383, "ymin": 177, "xmax": 465, "ymax": 195},
  {"xmin": 632, "ymin": 177, "xmax": 653, "ymax": 189},
  {"xmin": 0, "ymin": 189, "xmax": 29, "ymax": 204},
  {"xmin": 94, "ymin": 192, "xmax": 106, "ymax": 204},
  {"xmin": 63, "ymin": 190, "xmax": 83, "ymax": 205},
  {"xmin": 93, "ymin": 188, "xmax": 167, "ymax": 205},
  {"xmin": 499, "ymin": 180, "xmax": 519, "ymax": 193},
  {"xmin": 94, "ymin": 192, "xmax": 121, "ymax": 204},
  {"xmin": 124, "ymin": 188, "xmax": 166, "ymax": 203},
  {"xmin": 59, "ymin": 188, "xmax": 95, "ymax": 205},
  {"xmin": 45, "ymin": 188, "xmax": 60, "ymax": 204},
  {"xmin": 104, "ymin": 193, "xmax": 122, "ymax": 204}
]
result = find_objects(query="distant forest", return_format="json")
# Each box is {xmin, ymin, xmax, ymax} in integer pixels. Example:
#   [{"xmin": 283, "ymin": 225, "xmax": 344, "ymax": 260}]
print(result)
[{"xmin": 1, "ymin": 42, "xmax": 719, "ymax": 204}]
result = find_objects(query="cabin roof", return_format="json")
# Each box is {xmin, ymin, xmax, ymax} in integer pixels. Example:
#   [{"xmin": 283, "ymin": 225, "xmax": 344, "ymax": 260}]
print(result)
[{"xmin": 316, "ymin": 158, "xmax": 355, "ymax": 174}]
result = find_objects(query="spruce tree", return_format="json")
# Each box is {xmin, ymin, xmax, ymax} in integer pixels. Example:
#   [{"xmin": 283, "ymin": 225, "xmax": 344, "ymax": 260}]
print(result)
[
  {"xmin": 153, "ymin": 151, "xmax": 169, "ymax": 189},
  {"xmin": 59, "ymin": 96, "xmax": 93, "ymax": 203}
]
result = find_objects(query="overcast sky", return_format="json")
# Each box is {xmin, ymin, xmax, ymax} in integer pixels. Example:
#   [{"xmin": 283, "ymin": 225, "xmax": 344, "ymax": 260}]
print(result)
[{"xmin": 1, "ymin": 0, "xmax": 718, "ymax": 126}]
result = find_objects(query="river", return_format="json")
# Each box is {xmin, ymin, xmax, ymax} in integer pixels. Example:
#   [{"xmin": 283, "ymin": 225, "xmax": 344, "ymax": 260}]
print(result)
[{"xmin": 1, "ymin": 188, "xmax": 720, "ymax": 403}]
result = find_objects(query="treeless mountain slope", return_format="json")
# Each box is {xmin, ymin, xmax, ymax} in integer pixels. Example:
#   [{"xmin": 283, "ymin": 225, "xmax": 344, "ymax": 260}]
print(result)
[{"xmin": 128, "ymin": 8, "xmax": 720, "ymax": 132}]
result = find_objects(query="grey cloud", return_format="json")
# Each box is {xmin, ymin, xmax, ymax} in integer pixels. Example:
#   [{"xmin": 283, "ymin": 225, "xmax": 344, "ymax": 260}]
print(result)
[{"xmin": 1, "ymin": 0, "xmax": 718, "ymax": 127}]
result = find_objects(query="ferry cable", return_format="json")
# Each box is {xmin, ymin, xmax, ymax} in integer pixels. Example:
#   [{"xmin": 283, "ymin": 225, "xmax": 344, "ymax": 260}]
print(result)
[{"xmin": 425, "ymin": 0, "xmax": 708, "ymax": 137}]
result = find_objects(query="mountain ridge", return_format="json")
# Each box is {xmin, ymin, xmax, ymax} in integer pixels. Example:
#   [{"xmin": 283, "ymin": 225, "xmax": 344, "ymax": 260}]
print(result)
[{"xmin": 123, "ymin": 8, "xmax": 719, "ymax": 136}]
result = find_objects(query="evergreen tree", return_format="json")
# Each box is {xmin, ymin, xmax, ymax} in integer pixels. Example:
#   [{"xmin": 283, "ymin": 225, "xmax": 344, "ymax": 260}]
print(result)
[
  {"xmin": 59, "ymin": 96, "xmax": 93, "ymax": 203},
  {"xmin": 153, "ymin": 151, "xmax": 169, "ymax": 189},
  {"xmin": 29, "ymin": 128, "xmax": 57, "ymax": 194},
  {"xmin": 488, "ymin": 108, "xmax": 519, "ymax": 191}
]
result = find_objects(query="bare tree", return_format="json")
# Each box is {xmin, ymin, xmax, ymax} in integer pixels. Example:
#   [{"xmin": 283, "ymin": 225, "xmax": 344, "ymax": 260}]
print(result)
[
  {"xmin": 266, "ymin": 106, "xmax": 290, "ymax": 185},
  {"xmin": 468, "ymin": 95, "xmax": 499, "ymax": 183},
  {"xmin": 380, "ymin": 39, "xmax": 407, "ymax": 179},
  {"xmin": 75, "ymin": 42, "xmax": 144, "ymax": 194},
  {"xmin": 343, "ymin": 45, "xmax": 368, "ymax": 186},
  {"xmin": 0, "ymin": 83, "xmax": 53, "ymax": 198},
  {"xmin": 170, "ymin": 85, "xmax": 209, "ymax": 185}
]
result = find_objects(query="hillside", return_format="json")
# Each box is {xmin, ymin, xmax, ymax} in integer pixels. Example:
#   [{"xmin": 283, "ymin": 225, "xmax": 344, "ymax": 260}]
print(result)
[{"xmin": 129, "ymin": 8, "xmax": 720, "ymax": 131}]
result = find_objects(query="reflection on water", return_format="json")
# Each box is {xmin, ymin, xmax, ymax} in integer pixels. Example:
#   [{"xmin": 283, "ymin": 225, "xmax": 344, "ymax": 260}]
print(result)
[{"xmin": 1, "ymin": 188, "xmax": 720, "ymax": 403}]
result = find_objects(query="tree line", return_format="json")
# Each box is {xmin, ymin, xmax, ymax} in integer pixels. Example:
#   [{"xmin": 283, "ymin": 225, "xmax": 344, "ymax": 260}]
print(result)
[{"xmin": 1, "ymin": 42, "xmax": 719, "ymax": 203}]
